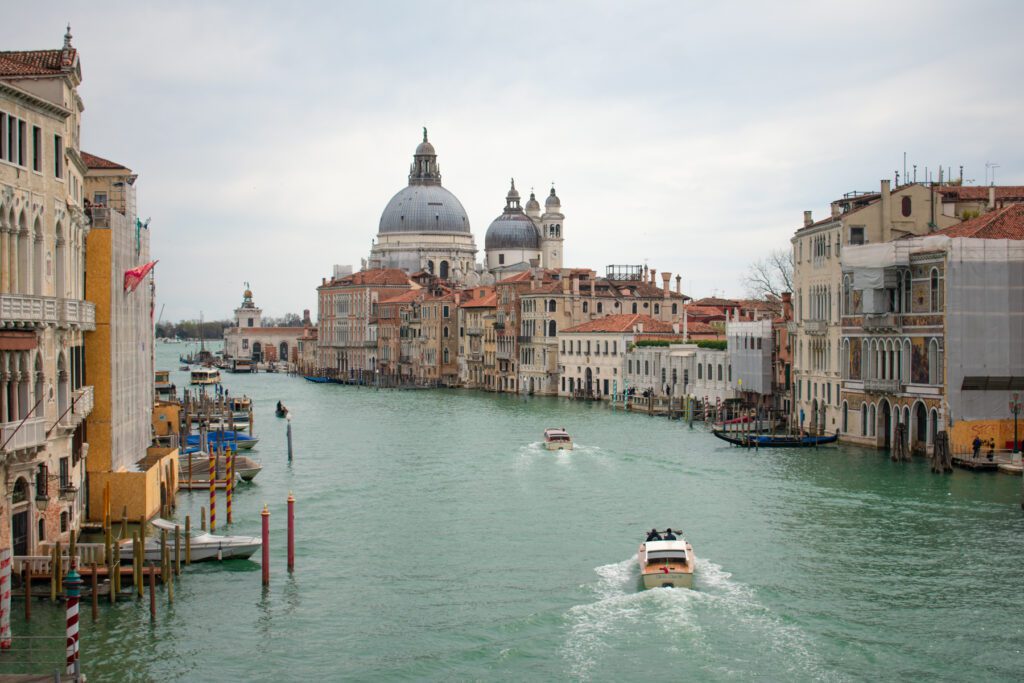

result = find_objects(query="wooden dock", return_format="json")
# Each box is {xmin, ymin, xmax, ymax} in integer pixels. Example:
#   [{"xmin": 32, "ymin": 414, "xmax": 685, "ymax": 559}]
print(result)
[{"xmin": 952, "ymin": 455, "xmax": 999, "ymax": 471}]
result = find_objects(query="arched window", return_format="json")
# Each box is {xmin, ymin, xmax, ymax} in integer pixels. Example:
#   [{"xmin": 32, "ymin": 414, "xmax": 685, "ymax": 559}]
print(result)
[
  {"xmin": 861, "ymin": 403, "xmax": 867, "ymax": 436},
  {"xmin": 426, "ymin": 260, "xmax": 434, "ymax": 274},
  {"xmin": 842, "ymin": 401, "xmax": 848, "ymax": 433},
  {"xmin": 582, "ymin": 301, "xmax": 588, "ymax": 313},
  {"xmin": 901, "ymin": 196, "xmax": 912, "ymax": 217},
  {"xmin": 843, "ymin": 275, "xmax": 852, "ymax": 315},
  {"xmin": 644, "ymin": 360, "xmax": 650, "ymax": 375},
  {"xmin": 928, "ymin": 338, "xmax": 939, "ymax": 384},
  {"xmin": 930, "ymin": 268, "xmax": 941, "ymax": 312},
  {"xmin": 697, "ymin": 363, "xmax": 703, "ymax": 380},
  {"xmin": 443, "ymin": 348, "xmax": 449, "ymax": 364},
  {"xmin": 548, "ymin": 320, "xmax": 556, "ymax": 337},
  {"xmin": 279, "ymin": 341, "xmax": 289, "ymax": 361},
  {"xmin": 439, "ymin": 261, "xmax": 449, "ymax": 279},
  {"xmin": 548, "ymin": 299, "xmax": 556, "ymax": 313},
  {"xmin": 717, "ymin": 364, "xmax": 723, "ymax": 381},
  {"xmin": 443, "ymin": 326, "xmax": 449, "ymax": 338}
]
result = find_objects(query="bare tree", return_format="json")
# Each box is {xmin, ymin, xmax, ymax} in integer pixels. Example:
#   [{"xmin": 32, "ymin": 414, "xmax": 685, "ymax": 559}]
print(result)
[{"xmin": 742, "ymin": 248, "xmax": 793, "ymax": 300}]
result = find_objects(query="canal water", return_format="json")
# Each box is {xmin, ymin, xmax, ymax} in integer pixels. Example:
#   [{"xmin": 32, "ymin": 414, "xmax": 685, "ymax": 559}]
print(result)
[{"xmin": 7, "ymin": 344, "xmax": 1024, "ymax": 681}]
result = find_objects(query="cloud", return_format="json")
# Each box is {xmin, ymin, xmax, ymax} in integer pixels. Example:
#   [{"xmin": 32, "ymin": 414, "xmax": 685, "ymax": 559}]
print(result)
[{"xmin": 4, "ymin": 1, "xmax": 1022, "ymax": 319}]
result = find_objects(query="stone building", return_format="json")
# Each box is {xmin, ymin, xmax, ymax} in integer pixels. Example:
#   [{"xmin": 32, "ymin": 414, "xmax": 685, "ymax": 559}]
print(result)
[
  {"xmin": 367, "ymin": 130, "xmax": 477, "ymax": 282},
  {"xmin": 790, "ymin": 180, "xmax": 961, "ymax": 436},
  {"xmin": 557, "ymin": 314, "xmax": 677, "ymax": 399},
  {"xmin": 222, "ymin": 286, "xmax": 307, "ymax": 366},
  {"xmin": 726, "ymin": 318, "xmax": 774, "ymax": 410},
  {"xmin": 838, "ymin": 204, "xmax": 1024, "ymax": 454},
  {"xmin": 316, "ymin": 268, "xmax": 414, "ymax": 381},
  {"xmin": 81, "ymin": 152, "xmax": 173, "ymax": 521},
  {"xmin": 0, "ymin": 29, "xmax": 95, "ymax": 554},
  {"xmin": 457, "ymin": 286, "xmax": 496, "ymax": 389}
]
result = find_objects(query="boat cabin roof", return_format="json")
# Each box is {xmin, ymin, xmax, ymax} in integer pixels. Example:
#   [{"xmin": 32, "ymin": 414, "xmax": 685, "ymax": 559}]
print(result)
[{"xmin": 544, "ymin": 428, "xmax": 570, "ymax": 438}]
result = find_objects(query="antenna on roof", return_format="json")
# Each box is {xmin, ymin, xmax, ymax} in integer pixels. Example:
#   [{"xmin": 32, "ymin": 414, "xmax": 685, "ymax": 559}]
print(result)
[{"xmin": 903, "ymin": 152, "xmax": 907, "ymax": 185}]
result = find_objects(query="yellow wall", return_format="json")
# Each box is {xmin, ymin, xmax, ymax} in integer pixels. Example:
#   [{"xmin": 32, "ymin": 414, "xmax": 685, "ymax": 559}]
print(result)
[
  {"xmin": 85, "ymin": 227, "xmax": 114, "ymax": 472},
  {"xmin": 87, "ymin": 447, "xmax": 178, "ymax": 522},
  {"xmin": 951, "ymin": 419, "xmax": 1020, "ymax": 453},
  {"xmin": 152, "ymin": 401, "xmax": 181, "ymax": 437}
]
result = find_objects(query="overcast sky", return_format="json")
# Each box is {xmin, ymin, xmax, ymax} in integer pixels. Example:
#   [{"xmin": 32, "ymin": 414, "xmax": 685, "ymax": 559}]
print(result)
[{"xmin": 7, "ymin": 1, "xmax": 1023, "ymax": 321}]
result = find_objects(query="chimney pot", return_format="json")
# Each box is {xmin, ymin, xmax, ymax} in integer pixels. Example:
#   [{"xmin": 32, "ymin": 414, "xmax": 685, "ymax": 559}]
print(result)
[
  {"xmin": 803, "ymin": 210, "xmax": 813, "ymax": 227},
  {"xmin": 988, "ymin": 185, "xmax": 996, "ymax": 210},
  {"xmin": 675, "ymin": 274, "xmax": 682, "ymax": 294},
  {"xmin": 661, "ymin": 271, "xmax": 671, "ymax": 298}
]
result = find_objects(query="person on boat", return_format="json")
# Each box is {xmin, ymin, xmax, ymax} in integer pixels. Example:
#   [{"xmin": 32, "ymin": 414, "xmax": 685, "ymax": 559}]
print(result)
[
  {"xmin": 663, "ymin": 528, "xmax": 677, "ymax": 540},
  {"xmin": 646, "ymin": 528, "xmax": 662, "ymax": 542},
  {"xmin": 277, "ymin": 400, "xmax": 283, "ymax": 413},
  {"xmin": 972, "ymin": 436, "xmax": 982, "ymax": 459},
  {"xmin": 987, "ymin": 439, "xmax": 996, "ymax": 461}
]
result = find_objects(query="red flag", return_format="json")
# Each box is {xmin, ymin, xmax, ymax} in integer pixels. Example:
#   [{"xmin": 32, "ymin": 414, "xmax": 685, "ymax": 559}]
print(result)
[{"xmin": 124, "ymin": 260, "xmax": 158, "ymax": 293}]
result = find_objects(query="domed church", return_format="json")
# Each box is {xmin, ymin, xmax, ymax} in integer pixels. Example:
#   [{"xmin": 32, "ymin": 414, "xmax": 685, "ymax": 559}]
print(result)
[
  {"xmin": 367, "ymin": 129, "xmax": 478, "ymax": 282},
  {"xmin": 484, "ymin": 180, "xmax": 565, "ymax": 276}
]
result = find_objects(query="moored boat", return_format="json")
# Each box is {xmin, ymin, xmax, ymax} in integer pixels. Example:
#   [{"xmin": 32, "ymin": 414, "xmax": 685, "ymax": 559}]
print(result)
[
  {"xmin": 120, "ymin": 518, "xmax": 261, "ymax": 562},
  {"xmin": 639, "ymin": 529, "xmax": 694, "ymax": 589},
  {"xmin": 185, "ymin": 430, "xmax": 259, "ymax": 450},
  {"xmin": 179, "ymin": 449, "xmax": 263, "ymax": 481},
  {"xmin": 543, "ymin": 427, "xmax": 573, "ymax": 451},
  {"xmin": 712, "ymin": 430, "xmax": 838, "ymax": 448}
]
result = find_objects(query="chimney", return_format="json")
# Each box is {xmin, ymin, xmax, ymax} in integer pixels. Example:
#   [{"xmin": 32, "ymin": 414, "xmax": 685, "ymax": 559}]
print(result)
[
  {"xmin": 303, "ymin": 309, "xmax": 311, "ymax": 325},
  {"xmin": 782, "ymin": 292, "xmax": 792, "ymax": 320},
  {"xmin": 831, "ymin": 202, "xmax": 841, "ymax": 218},
  {"xmin": 880, "ymin": 179, "xmax": 892, "ymax": 239},
  {"xmin": 661, "ymin": 272, "xmax": 671, "ymax": 298},
  {"xmin": 988, "ymin": 186, "xmax": 996, "ymax": 210},
  {"xmin": 683, "ymin": 308, "xmax": 689, "ymax": 341},
  {"xmin": 322, "ymin": 277, "xmax": 326, "ymax": 286},
  {"xmin": 803, "ymin": 210, "xmax": 813, "ymax": 227},
  {"xmin": 675, "ymin": 274, "xmax": 681, "ymax": 294},
  {"xmin": 572, "ymin": 275, "xmax": 580, "ymax": 295}
]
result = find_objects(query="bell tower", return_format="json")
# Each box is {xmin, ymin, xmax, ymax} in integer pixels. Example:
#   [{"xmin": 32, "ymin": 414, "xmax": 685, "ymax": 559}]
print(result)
[
  {"xmin": 234, "ymin": 283, "xmax": 262, "ymax": 329},
  {"xmin": 540, "ymin": 185, "xmax": 564, "ymax": 270}
]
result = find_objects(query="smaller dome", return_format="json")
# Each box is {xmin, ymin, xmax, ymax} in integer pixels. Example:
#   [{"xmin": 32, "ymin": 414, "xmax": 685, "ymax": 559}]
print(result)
[
  {"xmin": 415, "ymin": 127, "xmax": 435, "ymax": 156},
  {"xmin": 507, "ymin": 178, "xmax": 520, "ymax": 201},
  {"xmin": 243, "ymin": 289, "xmax": 252, "ymax": 298},
  {"xmin": 525, "ymin": 191, "xmax": 540, "ymax": 215},
  {"xmin": 545, "ymin": 186, "xmax": 561, "ymax": 208},
  {"xmin": 485, "ymin": 213, "xmax": 540, "ymax": 251}
]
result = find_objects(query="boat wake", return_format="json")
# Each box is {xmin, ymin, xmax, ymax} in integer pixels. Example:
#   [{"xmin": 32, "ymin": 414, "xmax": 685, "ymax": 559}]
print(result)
[{"xmin": 561, "ymin": 556, "xmax": 831, "ymax": 681}]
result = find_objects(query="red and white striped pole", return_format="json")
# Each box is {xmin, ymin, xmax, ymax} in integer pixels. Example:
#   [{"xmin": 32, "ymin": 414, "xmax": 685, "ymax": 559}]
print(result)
[
  {"xmin": 287, "ymin": 493, "xmax": 295, "ymax": 572},
  {"xmin": 261, "ymin": 505, "xmax": 270, "ymax": 586},
  {"xmin": 64, "ymin": 563, "xmax": 82, "ymax": 676},
  {"xmin": 226, "ymin": 448, "xmax": 233, "ymax": 525},
  {"xmin": 0, "ymin": 548, "xmax": 11, "ymax": 649}
]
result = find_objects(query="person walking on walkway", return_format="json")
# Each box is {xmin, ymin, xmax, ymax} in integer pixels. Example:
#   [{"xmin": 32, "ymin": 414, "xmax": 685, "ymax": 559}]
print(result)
[{"xmin": 972, "ymin": 436, "xmax": 982, "ymax": 459}]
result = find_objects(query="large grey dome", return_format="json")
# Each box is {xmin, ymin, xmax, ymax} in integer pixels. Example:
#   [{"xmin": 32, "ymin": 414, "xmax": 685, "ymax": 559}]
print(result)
[{"xmin": 378, "ymin": 184, "xmax": 471, "ymax": 235}]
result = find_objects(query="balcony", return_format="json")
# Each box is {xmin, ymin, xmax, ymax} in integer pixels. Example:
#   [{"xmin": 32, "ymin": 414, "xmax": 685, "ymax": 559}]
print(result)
[
  {"xmin": 60, "ymin": 299, "xmax": 95, "ymax": 330},
  {"xmin": 803, "ymin": 319, "xmax": 827, "ymax": 335},
  {"xmin": 864, "ymin": 378, "xmax": 902, "ymax": 394},
  {"xmin": 862, "ymin": 312, "xmax": 900, "ymax": 332},
  {"xmin": 0, "ymin": 416, "xmax": 47, "ymax": 454},
  {"xmin": 786, "ymin": 322, "xmax": 798, "ymax": 334},
  {"xmin": 467, "ymin": 327, "xmax": 483, "ymax": 336},
  {"xmin": 468, "ymin": 352, "xmax": 483, "ymax": 362},
  {"xmin": 516, "ymin": 335, "xmax": 532, "ymax": 343},
  {"xmin": 64, "ymin": 386, "xmax": 94, "ymax": 427},
  {"xmin": 0, "ymin": 294, "xmax": 59, "ymax": 328},
  {"xmin": 496, "ymin": 349, "xmax": 513, "ymax": 360}
]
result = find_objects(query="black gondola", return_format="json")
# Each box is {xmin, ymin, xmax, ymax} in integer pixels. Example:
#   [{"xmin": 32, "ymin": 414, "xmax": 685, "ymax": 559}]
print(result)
[{"xmin": 712, "ymin": 430, "xmax": 839, "ymax": 448}]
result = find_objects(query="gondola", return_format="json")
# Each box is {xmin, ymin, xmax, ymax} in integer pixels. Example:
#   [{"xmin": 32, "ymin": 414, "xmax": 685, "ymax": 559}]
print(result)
[
  {"xmin": 303, "ymin": 375, "xmax": 332, "ymax": 383},
  {"xmin": 712, "ymin": 430, "xmax": 839, "ymax": 448}
]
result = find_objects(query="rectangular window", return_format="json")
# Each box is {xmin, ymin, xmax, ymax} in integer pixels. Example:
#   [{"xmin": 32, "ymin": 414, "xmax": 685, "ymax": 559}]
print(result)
[
  {"xmin": 827, "ymin": 383, "xmax": 832, "ymax": 404},
  {"xmin": 59, "ymin": 457, "xmax": 69, "ymax": 489},
  {"xmin": 54, "ymin": 134, "xmax": 64, "ymax": 179},
  {"xmin": 443, "ymin": 306, "xmax": 449, "ymax": 318},
  {"xmin": 17, "ymin": 120, "xmax": 25, "ymax": 166},
  {"xmin": 612, "ymin": 341, "xmax": 617, "ymax": 355},
  {"xmin": 32, "ymin": 126, "xmax": 41, "ymax": 171},
  {"xmin": 849, "ymin": 226, "xmax": 864, "ymax": 245},
  {"xmin": 6, "ymin": 116, "xmax": 14, "ymax": 163}
]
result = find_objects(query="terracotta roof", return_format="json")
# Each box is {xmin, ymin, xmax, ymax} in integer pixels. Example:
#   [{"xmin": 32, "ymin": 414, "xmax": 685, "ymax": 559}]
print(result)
[
  {"xmin": 379, "ymin": 289, "xmax": 422, "ymax": 304},
  {"xmin": 459, "ymin": 287, "xmax": 496, "ymax": 308},
  {"xmin": 935, "ymin": 185, "xmax": 1024, "ymax": 201},
  {"xmin": 0, "ymin": 49, "xmax": 75, "ymax": 77},
  {"xmin": 81, "ymin": 151, "xmax": 128, "ymax": 170},
  {"xmin": 932, "ymin": 204, "xmax": 1024, "ymax": 240},
  {"xmin": 323, "ymin": 268, "xmax": 412, "ymax": 288},
  {"xmin": 562, "ymin": 314, "xmax": 675, "ymax": 334},
  {"xmin": 684, "ymin": 321, "xmax": 718, "ymax": 334},
  {"xmin": 691, "ymin": 297, "xmax": 738, "ymax": 307},
  {"xmin": 683, "ymin": 305, "xmax": 727, "ymax": 318}
]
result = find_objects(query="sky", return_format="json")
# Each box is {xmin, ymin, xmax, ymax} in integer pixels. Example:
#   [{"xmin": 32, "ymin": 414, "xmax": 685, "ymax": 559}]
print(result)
[{"xmin": 6, "ymin": 1, "xmax": 1023, "ymax": 321}]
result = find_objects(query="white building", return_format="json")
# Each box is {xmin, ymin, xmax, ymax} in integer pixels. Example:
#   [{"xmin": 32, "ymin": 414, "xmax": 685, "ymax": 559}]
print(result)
[{"xmin": 726, "ymin": 318, "xmax": 774, "ymax": 406}]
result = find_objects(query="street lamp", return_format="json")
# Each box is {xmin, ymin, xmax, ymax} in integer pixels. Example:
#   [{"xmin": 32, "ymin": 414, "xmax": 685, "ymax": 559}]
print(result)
[{"xmin": 1010, "ymin": 392, "xmax": 1022, "ymax": 454}]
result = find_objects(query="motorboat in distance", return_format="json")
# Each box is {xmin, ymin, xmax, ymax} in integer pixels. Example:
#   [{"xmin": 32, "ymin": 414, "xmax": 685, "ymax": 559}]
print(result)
[
  {"xmin": 639, "ymin": 529, "xmax": 694, "ymax": 589},
  {"xmin": 543, "ymin": 428, "xmax": 573, "ymax": 451}
]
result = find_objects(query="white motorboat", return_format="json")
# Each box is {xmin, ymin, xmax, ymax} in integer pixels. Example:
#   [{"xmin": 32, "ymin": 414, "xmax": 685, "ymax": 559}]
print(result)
[
  {"xmin": 543, "ymin": 427, "xmax": 573, "ymax": 451},
  {"xmin": 638, "ymin": 529, "xmax": 695, "ymax": 589},
  {"xmin": 120, "ymin": 518, "xmax": 261, "ymax": 562},
  {"xmin": 179, "ymin": 450, "xmax": 263, "ymax": 481}
]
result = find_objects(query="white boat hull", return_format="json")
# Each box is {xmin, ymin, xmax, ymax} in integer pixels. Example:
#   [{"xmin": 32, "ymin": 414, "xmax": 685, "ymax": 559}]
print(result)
[
  {"xmin": 121, "ymin": 537, "xmax": 260, "ymax": 563},
  {"xmin": 544, "ymin": 441, "xmax": 573, "ymax": 451},
  {"xmin": 641, "ymin": 569, "xmax": 694, "ymax": 589}
]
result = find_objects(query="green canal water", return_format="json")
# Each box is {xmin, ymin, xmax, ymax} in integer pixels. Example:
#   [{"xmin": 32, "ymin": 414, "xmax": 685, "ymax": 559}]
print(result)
[{"xmin": 6, "ymin": 344, "xmax": 1024, "ymax": 681}]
